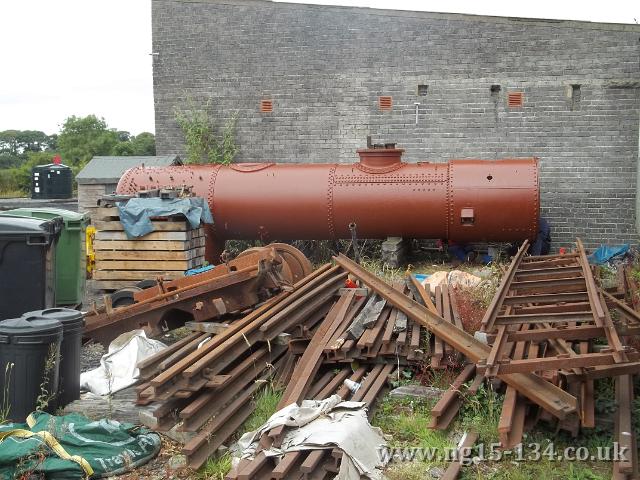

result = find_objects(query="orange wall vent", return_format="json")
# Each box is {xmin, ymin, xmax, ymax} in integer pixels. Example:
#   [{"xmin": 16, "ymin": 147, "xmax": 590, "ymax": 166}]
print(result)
[{"xmin": 507, "ymin": 92, "xmax": 524, "ymax": 108}]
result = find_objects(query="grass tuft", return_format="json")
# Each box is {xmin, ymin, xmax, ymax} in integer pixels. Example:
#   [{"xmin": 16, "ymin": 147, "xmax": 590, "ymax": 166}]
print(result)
[
  {"xmin": 458, "ymin": 384, "xmax": 502, "ymax": 444},
  {"xmin": 196, "ymin": 451, "xmax": 232, "ymax": 480},
  {"xmin": 0, "ymin": 362, "xmax": 14, "ymax": 423},
  {"xmin": 372, "ymin": 395, "xmax": 452, "ymax": 456},
  {"xmin": 461, "ymin": 457, "xmax": 609, "ymax": 480},
  {"xmin": 0, "ymin": 189, "xmax": 27, "ymax": 198},
  {"xmin": 242, "ymin": 384, "xmax": 283, "ymax": 433}
]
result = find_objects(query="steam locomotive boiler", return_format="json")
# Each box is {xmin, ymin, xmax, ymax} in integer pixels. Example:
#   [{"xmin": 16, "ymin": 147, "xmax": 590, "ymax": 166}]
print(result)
[{"xmin": 117, "ymin": 147, "xmax": 539, "ymax": 259}]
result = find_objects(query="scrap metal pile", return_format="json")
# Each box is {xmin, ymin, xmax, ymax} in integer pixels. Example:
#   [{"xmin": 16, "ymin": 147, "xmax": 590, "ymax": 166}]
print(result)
[
  {"xmin": 132, "ymin": 258, "xmax": 432, "ymax": 473},
  {"xmin": 83, "ymin": 243, "xmax": 313, "ymax": 345},
  {"xmin": 81, "ymin": 240, "xmax": 640, "ymax": 478}
]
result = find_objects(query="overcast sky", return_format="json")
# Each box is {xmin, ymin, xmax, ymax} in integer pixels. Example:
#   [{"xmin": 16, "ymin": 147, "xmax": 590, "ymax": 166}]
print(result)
[{"xmin": 0, "ymin": 1, "xmax": 637, "ymax": 136}]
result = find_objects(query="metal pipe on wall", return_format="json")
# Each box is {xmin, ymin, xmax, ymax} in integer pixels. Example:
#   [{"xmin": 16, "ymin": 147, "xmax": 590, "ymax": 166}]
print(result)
[{"xmin": 117, "ymin": 147, "xmax": 539, "ymax": 259}]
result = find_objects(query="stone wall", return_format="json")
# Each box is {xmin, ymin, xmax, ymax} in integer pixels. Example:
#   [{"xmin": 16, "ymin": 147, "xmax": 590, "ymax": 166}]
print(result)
[{"xmin": 152, "ymin": 0, "xmax": 640, "ymax": 247}]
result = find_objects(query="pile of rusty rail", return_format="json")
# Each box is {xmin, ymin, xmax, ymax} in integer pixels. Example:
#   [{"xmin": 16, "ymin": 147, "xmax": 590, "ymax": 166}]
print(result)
[
  {"xmin": 225, "ymin": 288, "xmax": 398, "ymax": 479},
  {"xmin": 332, "ymin": 242, "xmax": 640, "ymax": 479},
  {"xmin": 222, "ymin": 260, "xmax": 503, "ymax": 478},
  {"xmin": 319, "ymin": 279, "xmax": 462, "ymax": 368},
  {"xmin": 135, "ymin": 260, "xmax": 433, "ymax": 473},
  {"xmin": 320, "ymin": 281, "xmax": 428, "ymax": 364},
  {"xmin": 83, "ymin": 243, "xmax": 312, "ymax": 345},
  {"xmin": 136, "ymin": 262, "xmax": 355, "ymax": 469},
  {"xmin": 121, "ymin": 239, "xmax": 639, "ymax": 478}
]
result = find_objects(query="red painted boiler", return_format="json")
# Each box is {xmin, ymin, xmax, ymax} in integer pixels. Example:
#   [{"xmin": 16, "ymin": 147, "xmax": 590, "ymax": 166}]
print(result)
[{"xmin": 117, "ymin": 148, "xmax": 539, "ymax": 248}]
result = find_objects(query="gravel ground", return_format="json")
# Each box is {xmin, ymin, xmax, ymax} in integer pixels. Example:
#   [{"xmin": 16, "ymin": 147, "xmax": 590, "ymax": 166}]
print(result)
[
  {"xmin": 80, "ymin": 326, "xmax": 192, "ymax": 374},
  {"xmin": 105, "ymin": 437, "xmax": 193, "ymax": 480},
  {"xmin": 81, "ymin": 341, "xmax": 106, "ymax": 372}
]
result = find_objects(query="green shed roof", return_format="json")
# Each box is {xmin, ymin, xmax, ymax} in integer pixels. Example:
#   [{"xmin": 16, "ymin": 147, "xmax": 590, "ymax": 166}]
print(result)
[{"xmin": 75, "ymin": 155, "xmax": 182, "ymax": 184}]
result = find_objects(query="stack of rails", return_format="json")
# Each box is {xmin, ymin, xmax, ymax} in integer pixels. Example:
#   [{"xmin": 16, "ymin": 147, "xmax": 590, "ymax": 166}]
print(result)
[
  {"xmin": 224, "ymin": 274, "xmax": 478, "ymax": 478},
  {"xmin": 321, "ymin": 280, "xmax": 429, "ymax": 364},
  {"xmin": 137, "ymin": 267, "xmax": 436, "ymax": 471},
  {"xmin": 225, "ymin": 288, "xmax": 398, "ymax": 479},
  {"xmin": 136, "ymin": 264, "xmax": 350, "ymax": 469}
]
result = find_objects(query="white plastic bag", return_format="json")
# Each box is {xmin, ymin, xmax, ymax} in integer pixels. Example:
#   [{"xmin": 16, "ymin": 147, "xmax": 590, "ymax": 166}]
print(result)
[{"xmin": 80, "ymin": 330, "xmax": 166, "ymax": 395}]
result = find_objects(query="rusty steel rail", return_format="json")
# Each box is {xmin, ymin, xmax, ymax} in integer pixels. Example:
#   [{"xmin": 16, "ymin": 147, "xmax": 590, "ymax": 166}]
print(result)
[
  {"xmin": 180, "ymin": 345, "xmax": 287, "ymax": 432},
  {"xmin": 471, "ymin": 240, "xmax": 635, "ymax": 378},
  {"xmin": 225, "ymin": 282, "xmax": 407, "ymax": 477},
  {"xmin": 145, "ymin": 293, "xmax": 287, "ymax": 398},
  {"xmin": 322, "ymin": 279, "xmax": 428, "ymax": 365},
  {"xmin": 431, "ymin": 238, "xmax": 639, "ymax": 438},
  {"xmin": 497, "ymin": 325, "xmax": 529, "ymax": 448},
  {"xmin": 481, "ymin": 240, "xmax": 530, "ymax": 332},
  {"xmin": 146, "ymin": 264, "xmax": 337, "ymax": 394},
  {"xmin": 441, "ymin": 431, "xmax": 479, "ymax": 480},
  {"xmin": 576, "ymin": 238, "xmax": 628, "ymax": 364},
  {"xmin": 430, "ymin": 364, "xmax": 479, "ymax": 430},
  {"xmin": 613, "ymin": 374, "xmax": 639, "ymax": 479},
  {"xmin": 278, "ymin": 290, "xmax": 355, "ymax": 408},
  {"xmin": 131, "ymin": 259, "xmax": 389, "ymax": 471},
  {"xmin": 153, "ymin": 293, "xmax": 337, "ymax": 401},
  {"xmin": 183, "ymin": 369, "xmax": 273, "ymax": 469},
  {"xmin": 137, "ymin": 331, "xmax": 203, "ymax": 380}
]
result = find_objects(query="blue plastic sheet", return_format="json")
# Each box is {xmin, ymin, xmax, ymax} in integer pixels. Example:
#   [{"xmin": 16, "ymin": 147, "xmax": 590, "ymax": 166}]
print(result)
[
  {"xmin": 117, "ymin": 197, "xmax": 214, "ymax": 238},
  {"xmin": 185, "ymin": 265, "xmax": 215, "ymax": 276},
  {"xmin": 413, "ymin": 274, "xmax": 431, "ymax": 282},
  {"xmin": 587, "ymin": 244, "xmax": 629, "ymax": 265}
]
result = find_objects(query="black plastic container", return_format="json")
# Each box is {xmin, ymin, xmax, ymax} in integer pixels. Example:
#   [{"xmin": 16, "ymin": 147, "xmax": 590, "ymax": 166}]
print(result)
[
  {"xmin": 23, "ymin": 308, "xmax": 84, "ymax": 408},
  {"xmin": 0, "ymin": 316, "xmax": 62, "ymax": 421},
  {"xmin": 31, "ymin": 163, "xmax": 73, "ymax": 199},
  {"xmin": 0, "ymin": 215, "xmax": 62, "ymax": 320}
]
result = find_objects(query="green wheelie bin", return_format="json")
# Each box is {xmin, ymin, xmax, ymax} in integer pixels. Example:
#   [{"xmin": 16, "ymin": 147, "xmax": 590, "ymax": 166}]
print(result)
[{"xmin": 0, "ymin": 208, "xmax": 89, "ymax": 306}]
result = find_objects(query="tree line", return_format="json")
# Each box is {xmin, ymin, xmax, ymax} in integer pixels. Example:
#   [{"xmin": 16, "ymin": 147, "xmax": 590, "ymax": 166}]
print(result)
[{"xmin": 0, "ymin": 115, "xmax": 155, "ymax": 195}]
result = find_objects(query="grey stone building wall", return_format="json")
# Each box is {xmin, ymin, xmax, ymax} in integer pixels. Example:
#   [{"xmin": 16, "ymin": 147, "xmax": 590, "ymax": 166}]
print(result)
[{"xmin": 152, "ymin": 0, "xmax": 640, "ymax": 248}]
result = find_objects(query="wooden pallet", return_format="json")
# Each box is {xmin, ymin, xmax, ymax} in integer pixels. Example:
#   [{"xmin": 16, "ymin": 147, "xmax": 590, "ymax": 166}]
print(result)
[
  {"xmin": 93, "ymin": 210, "xmax": 206, "ymax": 291},
  {"xmin": 95, "ymin": 247, "xmax": 205, "ymax": 261}
]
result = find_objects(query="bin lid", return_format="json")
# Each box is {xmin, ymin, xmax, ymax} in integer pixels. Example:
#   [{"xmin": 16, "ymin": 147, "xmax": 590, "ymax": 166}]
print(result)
[
  {"xmin": 33, "ymin": 163, "xmax": 71, "ymax": 171},
  {"xmin": 0, "ymin": 215, "xmax": 62, "ymax": 238},
  {"xmin": 0, "ymin": 208, "xmax": 88, "ymax": 224},
  {"xmin": 0, "ymin": 316, "xmax": 63, "ymax": 336},
  {"xmin": 23, "ymin": 308, "xmax": 84, "ymax": 326}
]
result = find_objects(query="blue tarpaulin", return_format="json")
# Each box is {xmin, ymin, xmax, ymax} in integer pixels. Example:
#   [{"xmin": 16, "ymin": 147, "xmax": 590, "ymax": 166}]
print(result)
[
  {"xmin": 587, "ymin": 244, "xmax": 629, "ymax": 265},
  {"xmin": 414, "ymin": 274, "xmax": 431, "ymax": 283},
  {"xmin": 116, "ymin": 197, "xmax": 214, "ymax": 238},
  {"xmin": 185, "ymin": 265, "xmax": 215, "ymax": 276}
]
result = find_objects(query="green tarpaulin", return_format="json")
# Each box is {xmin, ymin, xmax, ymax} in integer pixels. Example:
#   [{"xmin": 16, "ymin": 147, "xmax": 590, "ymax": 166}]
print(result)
[{"xmin": 0, "ymin": 411, "xmax": 161, "ymax": 479}]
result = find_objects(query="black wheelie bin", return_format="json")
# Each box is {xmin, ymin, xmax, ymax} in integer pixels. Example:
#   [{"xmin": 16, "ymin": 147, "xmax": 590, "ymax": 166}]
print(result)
[{"xmin": 0, "ymin": 215, "xmax": 62, "ymax": 320}]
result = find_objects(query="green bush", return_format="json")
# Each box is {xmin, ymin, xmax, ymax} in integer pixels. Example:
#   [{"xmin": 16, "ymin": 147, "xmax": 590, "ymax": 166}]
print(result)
[{"xmin": 175, "ymin": 98, "xmax": 238, "ymax": 165}]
